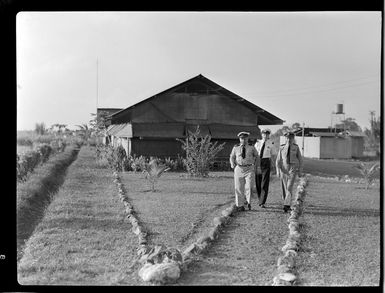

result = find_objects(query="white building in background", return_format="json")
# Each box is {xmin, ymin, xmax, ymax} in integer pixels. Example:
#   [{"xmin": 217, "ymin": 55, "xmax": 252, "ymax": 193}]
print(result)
[{"xmin": 280, "ymin": 128, "xmax": 366, "ymax": 159}]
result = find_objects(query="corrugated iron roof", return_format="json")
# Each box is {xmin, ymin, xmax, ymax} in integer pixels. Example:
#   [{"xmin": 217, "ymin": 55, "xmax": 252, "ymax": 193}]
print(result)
[
  {"xmin": 114, "ymin": 124, "xmax": 133, "ymax": 137},
  {"xmin": 132, "ymin": 123, "xmax": 185, "ymax": 138},
  {"xmin": 309, "ymin": 132, "xmax": 339, "ymax": 137},
  {"xmin": 107, "ymin": 74, "xmax": 284, "ymax": 125},
  {"xmin": 210, "ymin": 124, "xmax": 260, "ymax": 139},
  {"xmin": 344, "ymin": 130, "xmax": 367, "ymax": 137}
]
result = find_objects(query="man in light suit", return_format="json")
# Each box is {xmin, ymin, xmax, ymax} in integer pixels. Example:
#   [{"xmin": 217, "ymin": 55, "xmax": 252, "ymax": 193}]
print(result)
[
  {"xmin": 276, "ymin": 131, "xmax": 303, "ymax": 213},
  {"xmin": 230, "ymin": 132, "xmax": 259, "ymax": 211}
]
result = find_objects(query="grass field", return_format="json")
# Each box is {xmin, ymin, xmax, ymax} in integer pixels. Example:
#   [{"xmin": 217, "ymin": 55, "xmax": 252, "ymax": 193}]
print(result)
[
  {"xmin": 17, "ymin": 146, "xmax": 381, "ymax": 286},
  {"xmin": 303, "ymin": 158, "xmax": 380, "ymax": 179},
  {"xmin": 119, "ymin": 171, "xmax": 236, "ymax": 250},
  {"xmin": 296, "ymin": 176, "xmax": 380, "ymax": 286}
]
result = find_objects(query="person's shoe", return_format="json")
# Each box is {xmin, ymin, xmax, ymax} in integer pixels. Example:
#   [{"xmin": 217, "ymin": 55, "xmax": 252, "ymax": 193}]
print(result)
[
  {"xmin": 238, "ymin": 206, "xmax": 246, "ymax": 212},
  {"xmin": 260, "ymin": 204, "xmax": 266, "ymax": 208},
  {"xmin": 247, "ymin": 203, "xmax": 251, "ymax": 210},
  {"xmin": 283, "ymin": 205, "xmax": 291, "ymax": 213}
]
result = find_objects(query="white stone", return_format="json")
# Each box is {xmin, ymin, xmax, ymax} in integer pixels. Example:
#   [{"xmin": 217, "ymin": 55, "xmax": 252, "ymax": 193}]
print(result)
[
  {"xmin": 284, "ymin": 249, "xmax": 298, "ymax": 258},
  {"xmin": 279, "ymin": 272, "xmax": 297, "ymax": 282},
  {"xmin": 138, "ymin": 262, "xmax": 181, "ymax": 284},
  {"xmin": 221, "ymin": 209, "xmax": 232, "ymax": 217}
]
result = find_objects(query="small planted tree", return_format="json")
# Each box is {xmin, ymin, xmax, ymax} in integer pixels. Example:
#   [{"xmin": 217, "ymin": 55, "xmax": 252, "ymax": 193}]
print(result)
[
  {"xmin": 176, "ymin": 126, "xmax": 225, "ymax": 177},
  {"xmin": 354, "ymin": 162, "xmax": 380, "ymax": 189},
  {"xmin": 35, "ymin": 122, "xmax": 47, "ymax": 135},
  {"xmin": 143, "ymin": 159, "xmax": 170, "ymax": 192}
]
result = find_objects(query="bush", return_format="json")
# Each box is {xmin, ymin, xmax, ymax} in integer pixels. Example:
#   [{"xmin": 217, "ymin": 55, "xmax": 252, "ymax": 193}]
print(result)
[
  {"xmin": 17, "ymin": 137, "xmax": 33, "ymax": 147},
  {"xmin": 131, "ymin": 155, "xmax": 147, "ymax": 172},
  {"xmin": 164, "ymin": 157, "xmax": 178, "ymax": 171},
  {"xmin": 176, "ymin": 126, "xmax": 225, "ymax": 177},
  {"xmin": 354, "ymin": 162, "xmax": 380, "ymax": 189},
  {"xmin": 17, "ymin": 140, "xmax": 71, "ymax": 182}
]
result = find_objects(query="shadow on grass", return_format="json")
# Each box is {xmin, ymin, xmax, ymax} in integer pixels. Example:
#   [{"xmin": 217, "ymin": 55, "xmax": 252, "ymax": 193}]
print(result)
[
  {"xmin": 41, "ymin": 216, "xmax": 129, "ymax": 232},
  {"xmin": 305, "ymin": 204, "xmax": 379, "ymax": 217},
  {"xmin": 17, "ymin": 147, "xmax": 80, "ymax": 261}
]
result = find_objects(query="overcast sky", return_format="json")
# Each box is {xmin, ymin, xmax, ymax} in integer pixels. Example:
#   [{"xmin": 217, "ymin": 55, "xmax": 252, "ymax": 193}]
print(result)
[{"xmin": 16, "ymin": 11, "xmax": 381, "ymax": 132}]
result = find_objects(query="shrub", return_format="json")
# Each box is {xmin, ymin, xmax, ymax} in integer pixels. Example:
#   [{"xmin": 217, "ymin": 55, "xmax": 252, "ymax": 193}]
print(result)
[
  {"xmin": 17, "ymin": 137, "xmax": 33, "ymax": 147},
  {"xmin": 35, "ymin": 134, "xmax": 56, "ymax": 145},
  {"xmin": 36, "ymin": 143, "xmax": 53, "ymax": 163},
  {"xmin": 354, "ymin": 162, "xmax": 380, "ymax": 189},
  {"xmin": 176, "ymin": 126, "xmax": 225, "ymax": 177},
  {"xmin": 95, "ymin": 144, "xmax": 114, "ymax": 169},
  {"xmin": 17, "ymin": 150, "xmax": 42, "ymax": 182},
  {"xmin": 112, "ymin": 145, "xmax": 127, "ymax": 172},
  {"xmin": 164, "ymin": 157, "xmax": 178, "ymax": 171},
  {"xmin": 131, "ymin": 155, "xmax": 147, "ymax": 172}
]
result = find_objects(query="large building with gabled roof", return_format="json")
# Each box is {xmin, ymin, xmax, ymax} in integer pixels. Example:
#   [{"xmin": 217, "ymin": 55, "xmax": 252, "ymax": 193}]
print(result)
[{"xmin": 104, "ymin": 74, "xmax": 284, "ymax": 159}]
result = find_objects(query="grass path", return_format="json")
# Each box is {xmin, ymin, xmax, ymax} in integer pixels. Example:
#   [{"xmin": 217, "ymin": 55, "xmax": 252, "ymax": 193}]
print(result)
[
  {"xmin": 176, "ymin": 177, "xmax": 291, "ymax": 285},
  {"xmin": 17, "ymin": 147, "xmax": 144, "ymax": 285}
]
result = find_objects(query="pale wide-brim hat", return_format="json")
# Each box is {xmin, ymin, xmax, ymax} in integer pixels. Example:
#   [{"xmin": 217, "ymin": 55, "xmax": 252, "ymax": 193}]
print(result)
[
  {"xmin": 237, "ymin": 131, "xmax": 250, "ymax": 138},
  {"xmin": 261, "ymin": 128, "xmax": 271, "ymax": 134},
  {"xmin": 284, "ymin": 131, "xmax": 295, "ymax": 137}
]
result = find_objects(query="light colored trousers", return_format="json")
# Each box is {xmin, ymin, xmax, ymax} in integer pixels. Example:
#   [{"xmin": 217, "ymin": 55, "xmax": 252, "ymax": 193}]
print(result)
[
  {"xmin": 280, "ymin": 164, "xmax": 298, "ymax": 206},
  {"xmin": 234, "ymin": 165, "xmax": 255, "ymax": 207}
]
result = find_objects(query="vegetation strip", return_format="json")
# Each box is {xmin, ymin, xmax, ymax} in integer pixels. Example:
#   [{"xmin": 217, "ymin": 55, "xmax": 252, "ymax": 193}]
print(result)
[
  {"xmin": 17, "ymin": 144, "xmax": 81, "ymax": 260},
  {"xmin": 17, "ymin": 147, "xmax": 145, "ymax": 285},
  {"xmin": 272, "ymin": 176, "xmax": 309, "ymax": 286}
]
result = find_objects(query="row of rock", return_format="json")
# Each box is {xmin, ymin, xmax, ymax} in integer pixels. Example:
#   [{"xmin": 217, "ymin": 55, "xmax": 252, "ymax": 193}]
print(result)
[
  {"xmin": 138, "ymin": 201, "xmax": 239, "ymax": 284},
  {"xmin": 273, "ymin": 175, "xmax": 309, "ymax": 286},
  {"xmin": 111, "ymin": 171, "xmax": 183, "ymax": 284}
]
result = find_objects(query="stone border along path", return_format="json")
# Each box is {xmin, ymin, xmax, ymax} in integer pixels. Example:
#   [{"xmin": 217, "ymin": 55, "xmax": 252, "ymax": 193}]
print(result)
[
  {"xmin": 112, "ymin": 170, "xmax": 309, "ymax": 285},
  {"xmin": 111, "ymin": 170, "xmax": 240, "ymax": 285},
  {"xmin": 272, "ymin": 175, "xmax": 309, "ymax": 286}
]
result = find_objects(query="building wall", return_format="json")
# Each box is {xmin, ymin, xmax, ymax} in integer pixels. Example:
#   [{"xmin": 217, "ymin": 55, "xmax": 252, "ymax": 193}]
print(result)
[
  {"xmin": 129, "ymin": 137, "xmax": 239, "ymax": 160},
  {"xmin": 350, "ymin": 137, "xmax": 364, "ymax": 158},
  {"xmin": 131, "ymin": 139, "xmax": 183, "ymax": 158},
  {"xmin": 320, "ymin": 137, "xmax": 351, "ymax": 159},
  {"xmin": 293, "ymin": 136, "xmax": 320, "ymax": 158}
]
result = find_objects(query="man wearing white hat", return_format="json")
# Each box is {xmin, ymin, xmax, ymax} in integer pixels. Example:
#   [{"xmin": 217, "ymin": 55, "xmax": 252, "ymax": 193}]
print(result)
[
  {"xmin": 230, "ymin": 131, "xmax": 259, "ymax": 211},
  {"xmin": 254, "ymin": 128, "xmax": 276, "ymax": 208},
  {"xmin": 276, "ymin": 131, "xmax": 303, "ymax": 213}
]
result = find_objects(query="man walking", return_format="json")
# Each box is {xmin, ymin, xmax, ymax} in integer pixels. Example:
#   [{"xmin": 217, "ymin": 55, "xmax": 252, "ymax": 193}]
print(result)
[
  {"xmin": 254, "ymin": 128, "xmax": 276, "ymax": 208},
  {"xmin": 230, "ymin": 132, "xmax": 259, "ymax": 211},
  {"xmin": 276, "ymin": 131, "xmax": 303, "ymax": 213}
]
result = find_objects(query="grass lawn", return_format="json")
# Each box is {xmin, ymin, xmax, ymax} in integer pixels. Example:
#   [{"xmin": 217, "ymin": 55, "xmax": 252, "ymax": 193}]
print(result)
[
  {"xmin": 119, "ymin": 171, "xmax": 236, "ymax": 250},
  {"xmin": 296, "ymin": 176, "xmax": 380, "ymax": 286},
  {"xmin": 303, "ymin": 158, "xmax": 380, "ymax": 179},
  {"xmin": 17, "ymin": 146, "xmax": 381, "ymax": 286},
  {"xmin": 17, "ymin": 147, "xmax": 144, "ymax": 285}
]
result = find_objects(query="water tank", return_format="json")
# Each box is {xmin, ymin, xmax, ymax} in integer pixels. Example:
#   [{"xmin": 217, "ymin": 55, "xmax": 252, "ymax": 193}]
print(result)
[{"xmin": 335, "ymin": 103, "xmax": 344, "ymax": 114}]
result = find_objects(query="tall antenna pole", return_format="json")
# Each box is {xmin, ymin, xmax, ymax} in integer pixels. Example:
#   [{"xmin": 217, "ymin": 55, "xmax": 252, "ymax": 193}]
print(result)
[{"xmin": 96, "ymin": 57, "xmax": 99, "ymax": 113}]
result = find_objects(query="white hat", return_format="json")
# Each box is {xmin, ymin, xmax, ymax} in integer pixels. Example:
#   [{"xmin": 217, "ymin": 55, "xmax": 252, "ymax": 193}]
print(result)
[
  {"xmin": 237, "ymin": 131, "xmax": 250, "ymax": 137},
  {"xmin": 261, "ymin": 128, "xmax": 271, "ymax": 134}
]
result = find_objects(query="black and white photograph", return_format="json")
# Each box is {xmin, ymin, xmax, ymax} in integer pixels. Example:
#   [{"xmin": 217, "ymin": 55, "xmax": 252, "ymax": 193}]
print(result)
[{"xmin": 12, "ymin": 9, "xmax": 382, "ymax": 288}]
